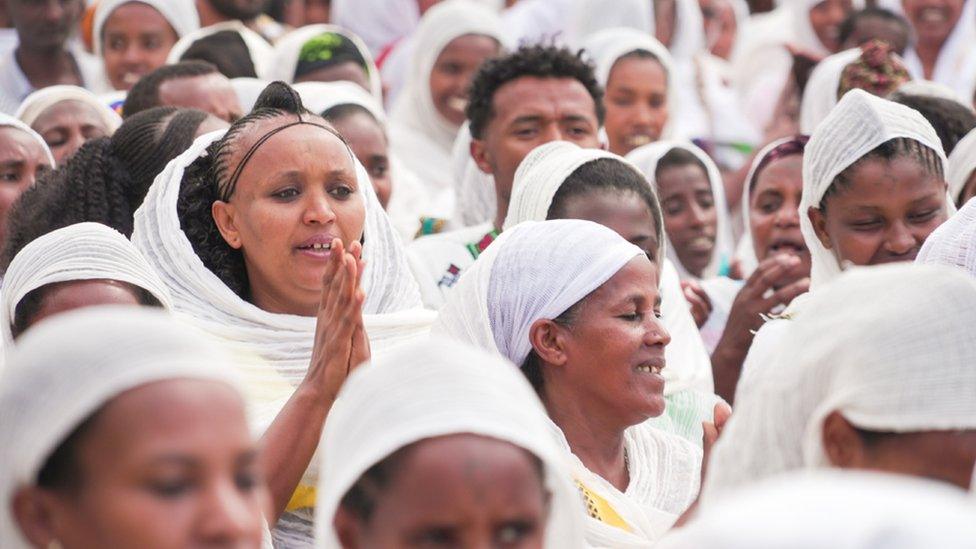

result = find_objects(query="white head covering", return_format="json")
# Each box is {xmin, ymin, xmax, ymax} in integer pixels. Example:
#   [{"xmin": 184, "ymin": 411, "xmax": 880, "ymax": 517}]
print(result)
[
  {"xmin": 230, "ymin": 77, "xmax": 271, "ymax": 114},
  {"xmin": 92, "ymin": 0, "xmax": 200, "ymax": 56},
  {"xmin": 450, "ymin": 122, "xmax": 497, "ymax": 228},
  {"xmin": 0, "ymin": 113, "xmax": 55, "ymax": 167},
  {"xmin": 800, "ymin": 89, "xmax": 949, "ymax": 288},
  {"xmin": 626, "ymin": 140, "xmax": 735, "ymax": 280},
  {"xmin": 947, "ymin": 128, "xmax": 976, "ymax": 203},
  {"xmin": 293, "ymin": 80, "xmax": 385, "ymax": 122},
  {"xmin": 702, "ymin": 263, "xmax": 976, "ymax": 500},
  {"xmin": 329, "ymin": 0, "xmax": 420, "ymax": 56},
  {"xmin": 916, "ymin": 195, "xmax": 976, "ymax": 276},
  {"xmin": 0, "ymin": 306, "xmax": 242, "ymax": 549},
  {"xmin": 582, "ymin": 27, "xmax": 680, "ymax": 139},
  {"xmin": 14, "ymin": 85, "xmax": 122, "ymax": 134},
  {"xmin": 664, "ymin": 470, "xmax": 976, "ymax": 549},
  {"xmin": 166, "ymin": 21, "xmax": 273, "ymax": 80},
  {"xmin": 267, "ymin": 24, "xmax": 382, "ymax": 99},
  {"xmin": 895, "ymin": 78, "xmax": 970, "ymax": 104},
  {"xmin": 570, "ymin": 0, "xmax": 706, "ymax": 62},
  {"xmin": 1, "ymin": 222, "xmax": 173, "ymax": 347},
  {"xmin": 799, "ymin": 48, "xmax": 867, "ymax": 134},
  {"xmin": 314, "ymin": 337, "xmax": 585, "ymax": 548},
  {"xmin": 902, "ymin": 0, "xmax": 976, "ymax": 98}
]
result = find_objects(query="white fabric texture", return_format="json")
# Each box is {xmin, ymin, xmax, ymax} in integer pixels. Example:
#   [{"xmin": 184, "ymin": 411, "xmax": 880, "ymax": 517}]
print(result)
[
  {"xmin": 0, "ymin": 222, "xmax": 173, "ymax": 347},
  {"xmin": 0, "ymin": 113, "xmax": 55, "ymax": 167},
  {"xmin": 450, "ymin": 121, "xmax": 496, "ymax": 228},
  {"xmin": 0, "ymin": 46, "xmax": 111, "ymax": 115},
  {"xmin": 0, "ymin": 306, "xmax": 242, "ymax": 549},
  {"xmin": 131, "ymin": 128, "xmax": 434, "ymax": 543},
  {"xmin": 801, "ymin": 89, "xmax": 949, "ymax": 288},
  {"xmin": 702, "ymin": 263, "xmax": 976, "ymax": 501},
  {"xmin": 799, "ymin": 48, "xmax": 864, "ymax": 134},
  {"xmin": 230, "ymin": 77, "xmax": 271, "ymax": 113},
  {"xmin": 916, "ymin": 195, "xmax": 976, "ymax": 276},
  {"xmin": 14, "ymin": 85, "xmax": 122, "ymax": 134},
  {"xmin": 896, "ymin": 78, "xmax": 969, "ymax": 104},
  {"xmin": 903, "ymin": 0, "xmax": 976, "ymax": 99},
  {"xmin": 267, "ymin": 24, "xmax": 382, "ymax": 99},
  {"xmin": 432, "ymin": 219, "xmax": 702, "ymax": 546},
  {"xmin": 92, "ymin": 0, "xmax": 200, "ymax": 57},
  {"xmin": 329, "ymin": 0, "xmax": 419, "ymax": 56},
  {"xmin": 947, "ymin": 128, "xmax": 976, "ymax": 202},
  {"xmin": 166, "ymin": 21, "xmax": 273, "ymax": 79},
  {"xmin": 626, "ymin": 140, "xmax": 735, "ymax": 280},
  {"xmin": 294, "ymin": 80, "xmax": 386, "ymax": 124},
  {"xmin": 314, "ymin": 337, "xmax": 586, "ymax": 548},
  {"xmin": 388, "ymin": 0, "xmax": 506, "ymax": 209},
  {"xmin": 663, "ymin": 470, "xmax": 976, "ymax": 549},
  {"xmin": 570, "ymin": 0, "xmax": 706, "ymax": 63}
]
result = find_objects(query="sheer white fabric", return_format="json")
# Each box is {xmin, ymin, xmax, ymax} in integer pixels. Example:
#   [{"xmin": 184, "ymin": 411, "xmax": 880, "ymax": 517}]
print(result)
[
  {"xmin": 450, "ymin": 122, "xmax": 496, "ymax": 228},
  {"xmin": 570, "ymin": 0, "xmax": 705, "ymax": 63},
  {"xmin": 917, "ymin": 195, "xmax": 976, "ymax": 276},
  {"xmin": 799, "ymin": 48, "xmax": 864, "ymax": 134},
  {"xmin": 947, "ymin": 128, "xmax": 976, "ymax": 203},
  {"xmin": 92, "ymin": 0, "xmax": 199, "ymax": 57},
  {"xmin": 902, "ymin": 0, "xmax": 976, "ymax": 99},
  {"xmin": 267, "ymin": 24, "xmax": 382, "ymax": 98},
  {"xmin": 329, "ymin": 0, "xmax": 419, "ymax": 56},
  {"xmin": 0, "ymin": 113, "xmax": 55, "ymax": 167},
  {"xmin": 166, "ymin": 21, "xmax": 273, "ymax": 79},
  {"xmin": 314, "ymin": 337, "xmax": 586, "ymax": 548},
  {"xmin": 14, "ymin": 85, "xmax": 121, "ymax": 134}
]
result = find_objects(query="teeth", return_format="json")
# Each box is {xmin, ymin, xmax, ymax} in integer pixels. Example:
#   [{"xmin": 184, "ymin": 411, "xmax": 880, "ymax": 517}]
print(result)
[
  {"xmin": 626, "ymin": 135, "xmax": 653, "ymax": 147},
  {"xmin": 122, "ymin": 72, "xmax": 140, "ymax": 85},
  {"xmin": 636, "ymin": 365, "xmax": 662, "ymax": 374},
  {"xmin": 447, "ymin": 96, "xmax": 468, "ymax": 111},
  {"xmin": 310, "ymin": 243, "xmax": 330, "ymax": 250}
]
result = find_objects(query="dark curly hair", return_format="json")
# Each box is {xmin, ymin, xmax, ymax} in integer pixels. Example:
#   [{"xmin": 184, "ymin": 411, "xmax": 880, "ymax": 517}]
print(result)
[
  {"xmin": 466, "ymin": 44, "xmax": 605, "ymax": 140},
  {"xmin": 888, "ymin": 93, "xmax": 976, "ymax": 155},
  {"xmin": 176, "ymin": 81, "xmax": 345, "ymax": 299},
  {"xmin": 123, "ymin": 61, "xmax": 220, "ymax": 118},
  {"xmin": 179, "ymin": 30, "xmax": 258, "ymax": 79}
]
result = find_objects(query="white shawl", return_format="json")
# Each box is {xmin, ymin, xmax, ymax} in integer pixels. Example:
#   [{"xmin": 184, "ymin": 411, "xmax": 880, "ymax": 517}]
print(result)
[
  {"xmin": 166, "ymin": 21, "xmax": 273, "ymax": 79},
  {"xmin": 570, "ymin": 0, "xmax": 706, "ymax": 63},
  {"xmin": 267, "ymin": 24, "xmax": 382, "ymax": 99},
  {"xmin": 798, "ymin": 48, "xmax": 865, "ymax": 134},
  {"xmin": 1, "ymin": 222, "xmax": 173, "ymax": 347},
  {"xmin": 14, "ymin": 85, "xmax": 122, "ymax": 134},
  {"xmin": 916, "ymin": 194, "xmax": 976, "ymax": 276},
  {"xmin": 902, "ymin": 0, "xmax": 976, "ymax": 98},
  {"xmin": 947, "ymin": 128, "xmax": 976, "ymax": 203},
  {"xmin": 329, "ymin": 0, "xmax": 420, "ymax": 56},
  {"xmin": 92, "ymin": 0, "xmax": 200, "ymax": 56},
  {"xmin": 450, "ymin": 121, "xmax": 497, "ymax": 228},
  {"xmin": 0, "ymin": 113, "xmax": 55, "ymax": 167},
  {"xmin": 314, "ymin": 337, "xmax": 586, "ymax": 548}
]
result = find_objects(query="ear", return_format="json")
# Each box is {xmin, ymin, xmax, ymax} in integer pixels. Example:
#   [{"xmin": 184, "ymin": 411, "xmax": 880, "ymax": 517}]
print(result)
[
  {"xmin": 807, "ymin": 206, "xmax": 833, "ymax": 251},
  {"xmin": 821, "ymin": 411, "xmax": 867, "ymax": 469},
  {"xmin": 211, "ymin": 200, "xmax": 243, "ymax": 250},
  {"xmin": 11, "ymin": 487, "xmax": 63, "ymax": 547},
  {"xmin": 332, "ymin": 506, "xmax": 363, "ymax": 549},
  {"xmin": 528, "ymin": 319, "xmax": 569, "ymax": 368},
  {"xmin": 470, "ymin": 138, "xmax": 493, "ymax": 176}
]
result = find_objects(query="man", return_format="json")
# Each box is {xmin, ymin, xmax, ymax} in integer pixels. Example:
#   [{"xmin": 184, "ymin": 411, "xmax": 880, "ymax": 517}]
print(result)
[
  {"xmin": 0, "ymin": 0, "xmax": 110, "ymax": 113},
  {"xmin": 407, "ymin": 44, "xmax": 604, "ymax": 308},
  {"xmin": 196, "ymin": 0, "xmax": 285, "ymax": 42},
  {"xmin": 123, "ymin": 61, "xmax": 243, "ymax": 123}
]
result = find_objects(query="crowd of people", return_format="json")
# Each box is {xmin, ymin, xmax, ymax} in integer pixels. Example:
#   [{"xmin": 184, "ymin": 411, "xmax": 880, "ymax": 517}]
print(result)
[{"xmin": 0, "ymin": 0, "xmax": 976, "ymax": 547}]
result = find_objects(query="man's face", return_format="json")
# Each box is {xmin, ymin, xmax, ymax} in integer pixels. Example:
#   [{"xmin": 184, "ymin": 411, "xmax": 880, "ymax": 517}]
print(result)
[{"xmin": 7, "ymin": 0, "xmax": 84, "ymax": 51}]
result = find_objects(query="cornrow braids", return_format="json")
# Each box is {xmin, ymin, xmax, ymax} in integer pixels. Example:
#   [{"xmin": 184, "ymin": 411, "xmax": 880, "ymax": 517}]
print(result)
[{"xmin": 123, "ymin": 61, "xmax": 219, "ymax": 118}]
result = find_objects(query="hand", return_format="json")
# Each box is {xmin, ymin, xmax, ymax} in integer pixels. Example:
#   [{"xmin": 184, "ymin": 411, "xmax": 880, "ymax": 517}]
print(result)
[
  {"xmin": 700, "ymin": 401, "xmax": 733, "ymax": 489},
  {"xmin": 681, "ymin": 279, "xmax": 713, "ymax": 328},
  {"xmin": 727, "ymin": 258, "xmax": 745, "ymax": 281},
  {"xmin": 723, "ymin": 254, "xmax": 809, "ymax": 349}
]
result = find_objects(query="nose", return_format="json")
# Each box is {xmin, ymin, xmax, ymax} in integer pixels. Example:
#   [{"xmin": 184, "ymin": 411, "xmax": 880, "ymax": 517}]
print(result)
[
  {"xmin": 774, "ymin": 203, "xmax": 800, "ymax": 227},
  {"xmin": 688, "ymin": 201, "xmax": 708, "ymax": 228},
  {"xmin": 40, "ymin": 0, "xmax": 66, "ymax": 23},
  {"xmin": 302, "ymin": 190, "xmax": 337, "ymax": 226},
  {"xmin": 634, "ymin": 101, "xmax": 655, "ymax": 126},
  {"xmin": 64, "ymin": 131, "xmax": 86, "ymax": 160},
  {"xmin": 883, "ymin": 220, "xmax": 916, "ymax": 255},
  {"xmin": 122, "ymin": 44, "xmax": 143, "ymax": 65},
  {"xmin": 197, "ymin": 480, "xmax": 258, "ymax": 543},
  {"xmin": 644, "ymin": 316, "xmax": 672, "ymax": 348}
]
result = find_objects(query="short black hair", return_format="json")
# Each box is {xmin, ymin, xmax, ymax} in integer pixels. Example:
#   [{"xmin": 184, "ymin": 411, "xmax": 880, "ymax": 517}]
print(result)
[
  {"xmin": 838, "ymin": 7, "xmax": 911, "ymax": 49},
  {"xmin": 654, "ymin": 147, "xmax": 709, "ymax": 181},
  {"xmin": 123, "ymin": 61, "xmax": 220, "ymax": 118},
  {"xmin": 179, "ymin": 30, "xmax": 258, "ymax": 79},
  {"xmin": 889, "ymin": 93, "xmax": 976, "ymax": 155},
  {"xmin": 321, "ymin": 103, "xmax": 381, "ymax": 127},
  {"xmin": 466, "ymin": 44, "xmax": 604, "ymax": 140}
]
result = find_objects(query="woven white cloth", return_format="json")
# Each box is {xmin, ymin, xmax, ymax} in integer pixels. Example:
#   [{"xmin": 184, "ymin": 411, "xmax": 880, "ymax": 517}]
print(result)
[
  {"xmin": 293, "ymin": 80, "xmax": 386, "ymax": 124},
  {"xmin": 450, "ymin": 121, "xmax": 496, "ymax": 228},
  {"xmin": 92, "ymin": 0, "xmax": 200, "ymax": 57},
  {"xmin": 314, "ymin": 336, "xmax": 586, "ymax": 548},
  {"xmin": 14, "ymin": 85, "xmax": 122, "ymax": 134},
  {"xmin": 329, "ymin": 0, "xmax": 420, "ymax": 56},
  {"xmin": 801, "ymin": 89, "xmax": 949, "ymax": 289},
  {"xmin": 626, "ymin": 140, "xmax": 735, "ymax": 280},
  {"xmin": 895, "ymin": 78, "xmax": 969, "ymax": 104},
  {"xmin": 267, "ymin": 24, "xmax": 382, "ymax": 99},
  {"xmin": 702, "ymin": 263, "xmax": 976, "ymax": 501},
  {"xmin": 902, "ymin": 0, "xmax": 976, "ymax": 99},
  {"xmin": 1, "ymin": 222, "xmax": 173, "ymax": 347},
  {"xmin": 570, "ymin": 0, "xmax": 705, "ymax": 63},
  {"xmin": 388, "ymin": 0, "xmax": 506, "ymax": 206},
  {"xmin": 0, "ymin": 306, "xmax": 242, "ymax": 549},
  {"xmin": 0, "ymin": 113, "xmax": 55, "ymax": 167},
  {"xmin": 166, "ymin": 21, "xmax": 273, "ymax": 79},
  {"xmin": 433, "ymin": 219, "xmax": 702, "ymax": 547},
  {"xmin": 799, "ymin": 48, "xmax": 864, "ymax": 135},
  {"xmin": 663, "ymin": 470, "xmax": 976, "ymax": 549},
  {"xmin": 947, "ymin": 129, "xmax": 976, "ymax": 203},
  {"xmin": 916, "ymin": 195, "xmax": 976, "ymax": 276},
  {"xmin": 230, "ymin": 77, "xmax": 271, "ymax": 113}
]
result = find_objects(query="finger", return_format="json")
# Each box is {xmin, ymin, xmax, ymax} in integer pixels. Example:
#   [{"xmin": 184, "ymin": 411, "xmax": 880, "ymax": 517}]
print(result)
[
  {"xmin": 348, "ymin": 239, "xmax": 363, "ymax": 262},
  {"xmin": 318, "ymin": 240, "xmax": 342, "ymax": 307},
  {"xmin": 747, "ymin": 255, "xmax": 798, "ymax": 295},
  {"xmin": 713, "ymin": 402, "xmax": 732, "ymax": 433},
  {"xmin": 762, "ymin": 277, "xmax": 810, "ymax": 310}
]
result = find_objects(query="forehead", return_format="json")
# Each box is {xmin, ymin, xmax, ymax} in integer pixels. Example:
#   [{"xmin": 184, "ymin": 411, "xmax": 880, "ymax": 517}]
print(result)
[
  {"xmin": 490, "ymin": 76, "xmax": 597, "ymax": 124},
  {"xmin": 0, "ymin": 126, "xmax": 46, "ymax": 160},
  {"xmin": 833, "ymin": 156, "xmax": 946, "ymax": 201},
  {"xmin": 227, "ymin": 116, "xmax": 355, "ymax": 177},
  {"xmin": 33, "ymin": 100, "xmax": 104, "ymax": 129},
  {"xmin": 589, "ymin": 256, "xmax": 660, "ymax": 302},
  {"xmin": 755, "ymin": 154, "xmax": 803, "ymax": 190},
  {"xmin": 103, "ymin": 2, "xmax": 171, "ymax": 28},
  {"xmin": 657, "ymin": 162, "xmax": 711, "ymax": 192},
  {"xmin": 160, "ymin": 73, "xmax": 231, "ymax": 102}
]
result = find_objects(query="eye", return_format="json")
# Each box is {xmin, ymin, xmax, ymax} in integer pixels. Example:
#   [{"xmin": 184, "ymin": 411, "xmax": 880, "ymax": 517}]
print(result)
[
  {"xmin": 0, "ymin": 170, "xmax": 19, "ymax": 183},
  {"xmin": 271, "ymin": 187, "xmax": 300, "ymax": 200},
  {"xmin": 909, "ymin": 208, "xmax": 938, "ymax": 223},
  {"xmin": 697, "ymin": 192, "xmax": 715, "ymax": 209},
  {"xmin": 328, "ymin": 184, "xmax": 355, "ymax": 199},
  {"xmin": 619, "ymin": 311, "xmax": 644, "ymax": 321},
  {"xmin": 496, "ymin": 520, "xmax": 537, "ymax": 545},
  {"xmin": 413, "ymin": 527, "xmax": 457, "ymax": 546},
  {"xmin": 235, "ymin": 470, "xmax": 258, "ymax": 492},
  {"xmin": 850, "ymin": 217, "xmax": 882, "ymax": 230},
  {"xmin": 147, "ymin": 478, "xmax": 193, "ymax": 498},
  {"xmin": 514, "ymin": 127, "xmax": 537, "ymax": 138},
  {"xmin": 663, "ymin": 200, "xmax": 684, "ymax": 216}
]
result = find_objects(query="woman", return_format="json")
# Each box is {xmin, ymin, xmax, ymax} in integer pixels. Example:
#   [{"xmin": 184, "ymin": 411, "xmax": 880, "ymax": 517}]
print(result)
[
  {"xmin": 1, "ymin": 307, "xmax": 268, "ymax": 548},
  {"xmin": 269, "ymin": 24, "xmax": 382, "ymax": 97},
  {"xmin": 1, "ymin": 222, "xmax": 171, "ymax": 347},
  {"xmin": 388, "ymin": 0, "xmax": 505, "ymax": 215},
  {"xmin": 947, "ymin": 127, "xmax": 976, "ymax": 206},
  {"xmin": 0, "ymin": 114, "xmax": 54, "ymax": 252},
  {"xmin": 92, "ymin": 0, "xmax": 200, "ymax": 91},
  {"xmin": 502, "ymin": 141, "xmax": 718, "ymax": 442},
  {"xmin": 315, "ymin": 337, "xmax": 585, "ymax": 548},
  {"xmin": 15, "ymin": 85, "xmax": 122, "ymax": 164},
  {"xmin": 435, "ymin": 219, "xmax": 708, "ymax": 546},
  {"xmin": 166, "ymin": 21, "xmax": 273, "ymax": 80},
  {"xmin": 900, "ymin": 0, "xmax": 976, "ymax": 97},
  {"xmin": 571, "ymin": 0, "xmax": 707, "ymax": 63},
  {"xmin": 627, "ymin": 140, "xmax": 735, "ymax": 281},
  {"xmin": 131, "ymin": 82, "xmax": 433, "ymax": 545}
]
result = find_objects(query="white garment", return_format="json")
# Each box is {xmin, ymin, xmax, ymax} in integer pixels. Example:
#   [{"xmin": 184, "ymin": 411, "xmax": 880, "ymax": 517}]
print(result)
[
  {"xmin": 131, "ymin": 129, "xmax": 434, "ymax": 544},
  {"xmin": 267, "ymin": 24, "xmax": 382, "ymax": 99},
  {"xmin": 947, "ymin": 128, "xmax": 976, "ymax": 203},
  {"xmin": 14, "ymin": 84, "xmax": 122, "ymax": 134},
  {"xmin": 0, "ymin": 306, "xmax": 242, "ymax": 549},
  {"xmin": 0, "ymin": 47, "xmax": 111, "ymax": 114},
  {"xmin": 388, "ymin": 0, "xmax": 507, "ymax": 212},
  {"xmin": 314, "ymin": 337, "xmax": 586, "ymax": 548},
  {"xmin": 230, "ymin": 77, "xmax": 271, "ymax": 113},
  {"xmin": 406, "ymin": 221, "xmax": 495, "ymax": 309},
  {"xmin": 502, "ymin": 0, "xmax": 576, "ymax": 46},
  {"xmin": 917, "ymin": 195, "xmax": 976, "ymax": 276},
  {"xmin": 902, "ymin": 0, "xmax": 976, "ymax": 99},
  {"xmin": 450, "ymin": 121, "xmax": 496, "ymax": 228},
  {"xmin": 0, "ymin": 113, "xmax": 55, "ymax": 167},
  {"xmin": 92, "ymin": 0, "xmax": 199, "ymax": 56},
  {"xmin": 0, "ymin": 222, "xmax": 173, "ymax": 347},
  {"xmin": 698, "ymin": 276, "xmax": 742, "ymax": 353},
  {"xmin": 801, "ymin": 88, "xmax": 949, "ymax": 289},
  {"xmin": 627, "ymin": 140, "xmax": 735, "ymax": 280},
  {"xmin": 329, "ymin": 0, "xmax": 420, "ymax": 56},
  {"xmin": 432, "ymin": 219, "xmax": 703, "ymax": 547},
  {"xmin": 896, "ymin": 78, "xmax": 969, "ymax": 104},
  {"xmin": 799, "ymin": 48, "xmax": 865, "ymax": 134},
  {"xmin": 663, "ymin": 470, "xmax": 976, "ymax": 549},
  {"xmin": 166, "ymin": 21, "xmax": 273, "ymax": 79},
  {"xmin": 570, "ymin": 0, "xmax": 706, "ymax": 63}
]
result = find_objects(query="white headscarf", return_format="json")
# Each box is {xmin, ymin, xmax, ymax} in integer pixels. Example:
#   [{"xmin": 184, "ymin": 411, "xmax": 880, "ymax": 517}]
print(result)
[
  {"xmin": 329, "ymin": 0, "xmax": 420, "ymax": 56},
  {"xmin": 947, "ymin": 128, "xmax": 976, "ymax": 203},
  {"xmin": 1, "ymin": 222, "xmax": 173, "ymax": 347},
  {"xmin": 798, "ymin": 48, "xmax": 866, "ymax": 134},
  {"xmin": 230, "ymin": 77, "xmax": 271, "ymax": 113},
  {"xmin": 583, "ymin": 27, "xmax": 681, "ymax": 139},
  {"xmin": 627, "ymin": 140, "xmax": 735, "ymax": 280},
  {"xmin": 702, "ymin": 263, "xmax": 976, "ymax": 501},
  {"xmin": 896, "ymin": 78, "xmax": 970, "ymax": 104},
  {"xmin": 92, "ymin": 0, "xmax": 200, "ymax": 56},
  {"xmin": 916, "ymin": 195, "xmax": 976, "ymax": 276},
  {"xmin": 267, "ymin": 24, "xmax": 382, "ymax": 99},
  {"xmin": 293, "ymin": 80, "xmax": 385, "ymax": 122},
  {"xmin": 388, "ymin": 0, "xmax": 506, "ymax": 199},
  {"xmin": 902, "ymin": 0, "xmax": 976, "ymax": 99},
  {"xmin": 314, "ymin": 337, "xmax": 585, "ymax": 548},
  {"xmin": 450, "ymin": 121, "xmax": 497, "ymax": 228},
  {"xmin": 433, "ymin": 219, "xmax": 702, "ymax": 547},
  {"xmin": 664, "ymin": 470, "xmax": 976, "ymax": 549},
  {"xmin": 0, "ymin": 306, "xmax": 242, "ymax": 549},
  {"xmin": 801, "ymin": 89, "xmax": 949, "ymax": 288},
  {"xmin": 0, "ymin": 113, "xmax": 55, "ymax": 167},
  {"xmin": 14, "ymin": 85, "xmax": 122, "ymax": 134},
  {"xmin": 166, "ymin": 21, "xmax": 273, "ymax": 79},
  {"xmin": 570, "ymin": 0, "xmax": 706, "ymax": 62}
]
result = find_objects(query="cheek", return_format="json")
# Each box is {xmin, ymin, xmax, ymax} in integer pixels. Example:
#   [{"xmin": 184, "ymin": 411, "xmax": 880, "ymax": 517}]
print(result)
[
  {"xmin": 71, "ymin": 485, "xmax": 193, "ymax": 546},
  {"xmin": 0, "ymin": 184, "xmax": 26, "ymax": 215},
  {"xmin": 334, "ymin": 197, "xmax": 367, "ymax": 243}
]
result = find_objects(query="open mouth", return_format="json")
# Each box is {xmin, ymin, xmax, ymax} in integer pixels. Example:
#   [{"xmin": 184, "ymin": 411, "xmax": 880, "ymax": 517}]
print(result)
[
  {"xmin": 625, "ymin": 134, "xmax": 654, "ymax": 148},
  {"xmin": 918, "ymin": 7, "xmax": 948, "ymax": 24},
  {"xmin": 769, "ymin": 237, "xmax": 807, "ymax": 255},
  {"xmin": 687, "ymin": 235, "xmax": 716, "ymax": 253},
  {"xmin": 635, "ymin": 362, "xmax": 664, "ymax": 375},
  {"xmin": 446, "ymin": 96, "xmax": 468, "ymax": 112},
  {"xmin": 122, "ymin": 72, "xmax": 143, "ymax": 86}
]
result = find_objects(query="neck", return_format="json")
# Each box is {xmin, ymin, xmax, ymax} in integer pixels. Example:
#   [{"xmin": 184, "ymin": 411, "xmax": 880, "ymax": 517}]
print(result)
[
  {"xmin": 15, "ymin": 46, "xmax": 80, "ymax": 88},
  {"xmin": 493, "ymin": 196, "xmax": 509, "ymax": 232},
  {"xmin": 914, "ymin": 40, "xmax": 944, "ymax": 79}
]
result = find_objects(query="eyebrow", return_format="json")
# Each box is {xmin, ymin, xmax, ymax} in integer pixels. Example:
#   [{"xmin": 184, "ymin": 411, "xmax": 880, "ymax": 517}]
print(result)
[{"xmin": 0, "ymin": 160, "xmax": 24, "ymax": 168}]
